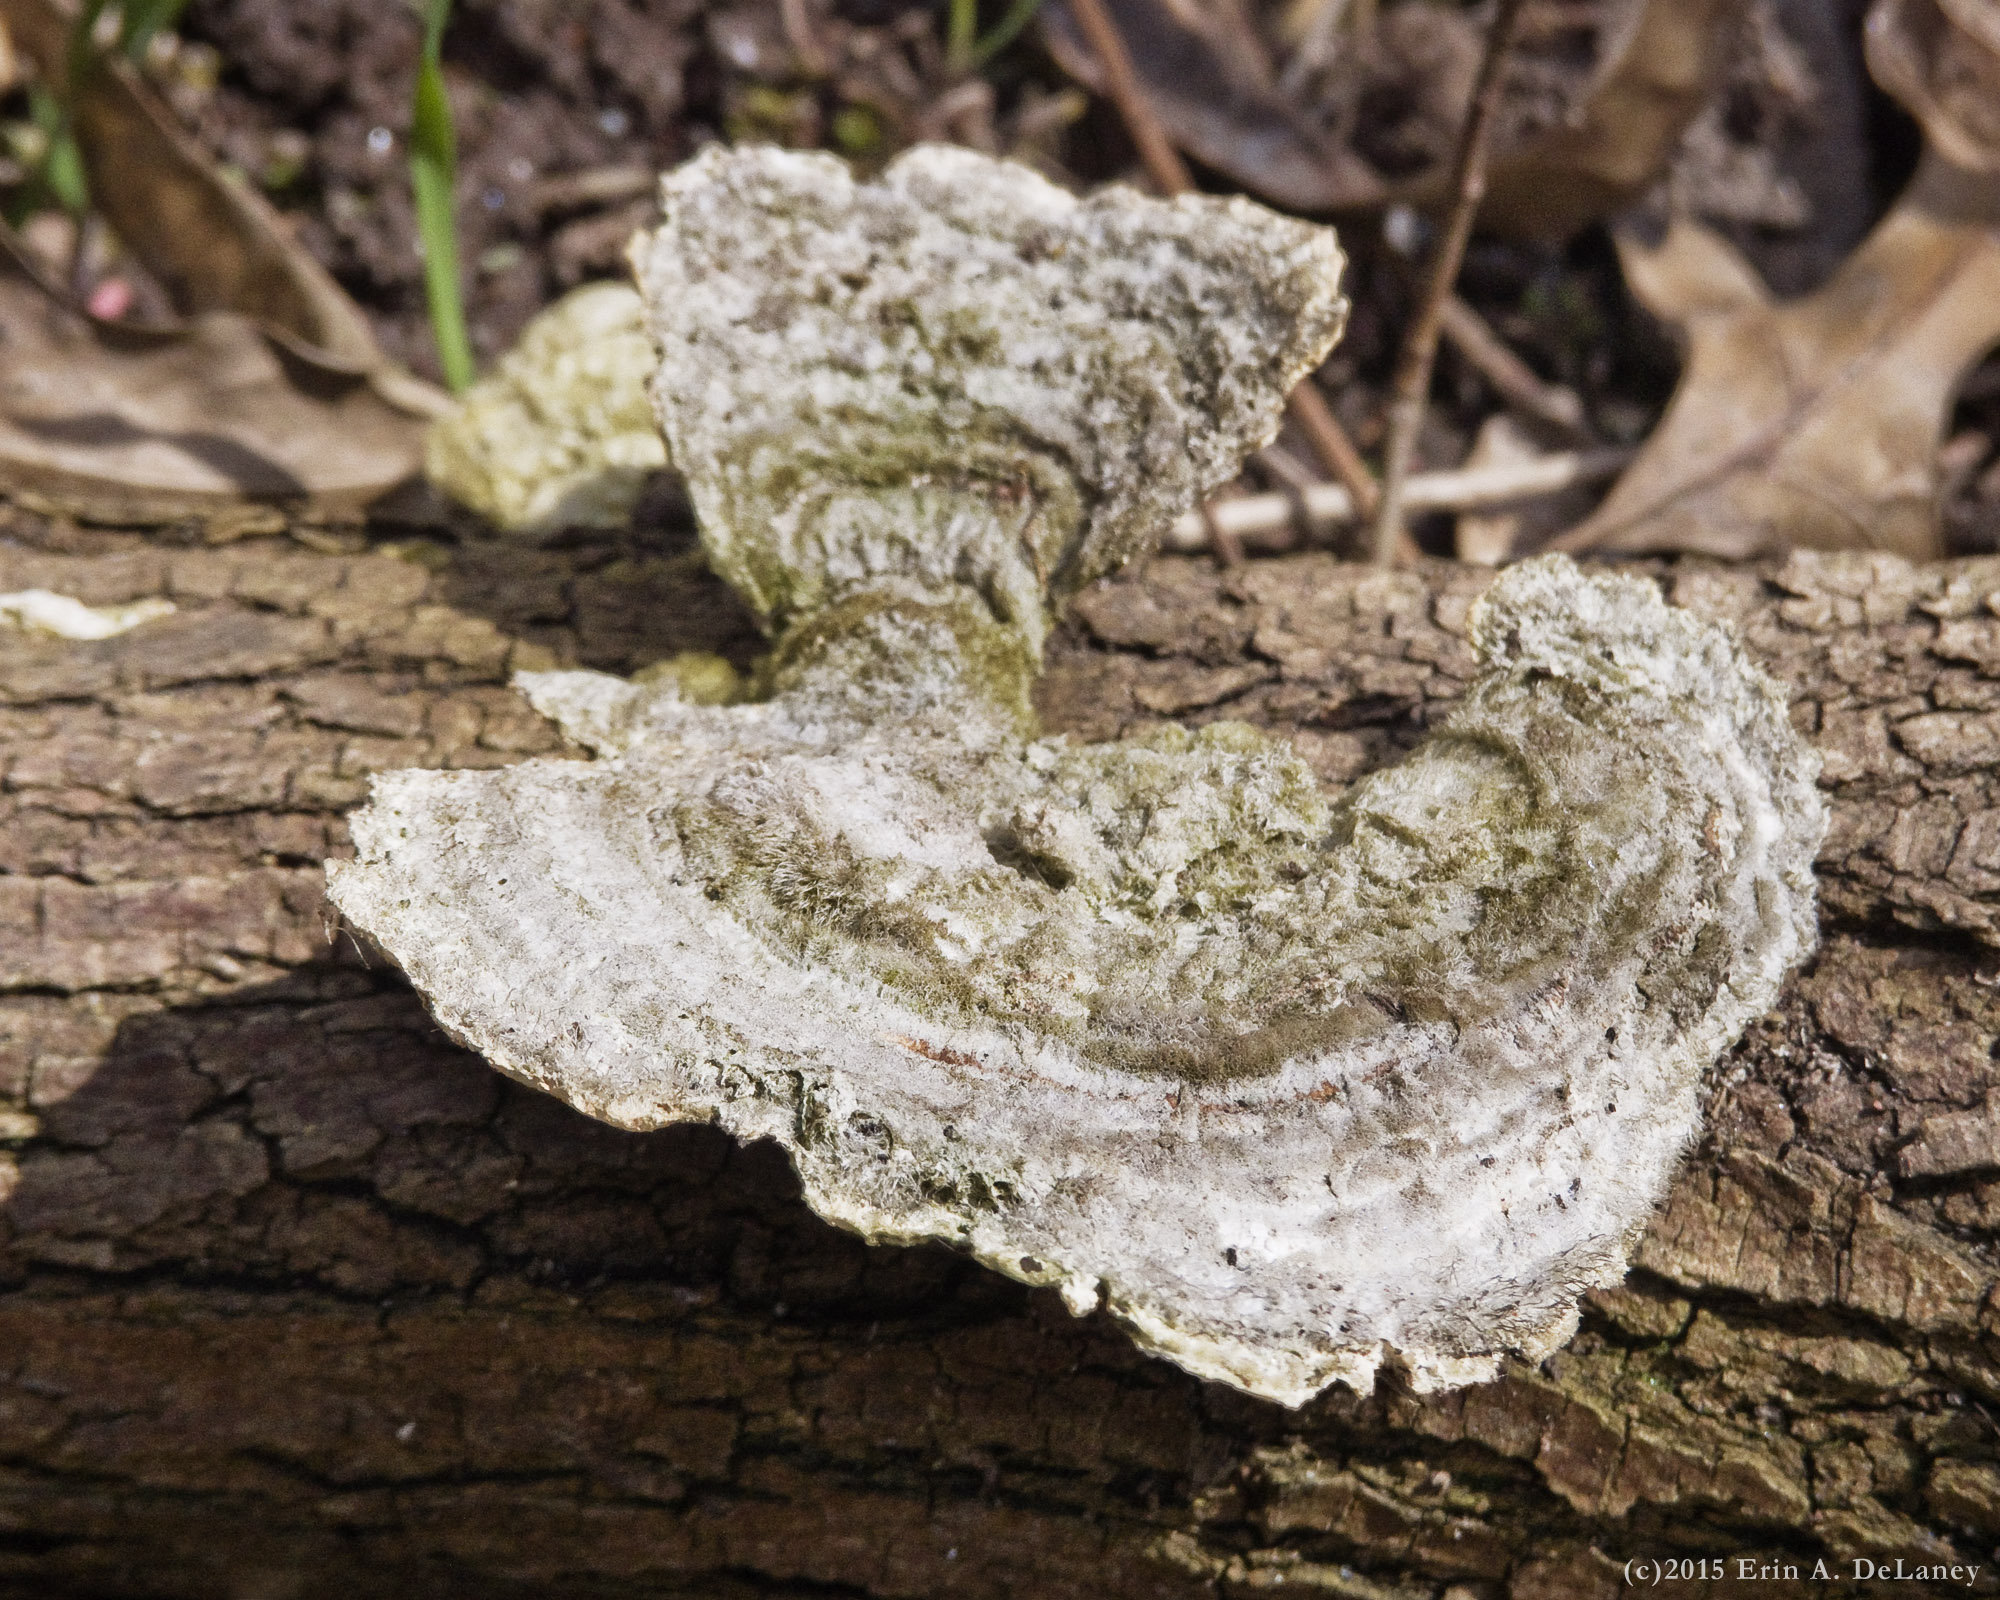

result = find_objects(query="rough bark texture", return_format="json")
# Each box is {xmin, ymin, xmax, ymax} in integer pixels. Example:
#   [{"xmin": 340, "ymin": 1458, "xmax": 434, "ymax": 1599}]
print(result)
[{"xmin": 4, "ymin": 516, "xmax": 2000, "ymax": 1600}]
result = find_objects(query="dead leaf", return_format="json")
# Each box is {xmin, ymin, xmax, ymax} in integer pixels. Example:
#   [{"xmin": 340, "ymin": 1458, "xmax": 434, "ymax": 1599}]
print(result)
[
  {"xmin": 0, "ymin": 0, "xmax": 439, "ymax": 518},
  {"xmin": 1479, "ymin": 0, "xmax": 1752, "ymax": 238},
  {"xmin": 1554, "ymin": 0, "xmax": 2000, "ymax": 560},
  {"xmin": 0, "ymin": 257, "xmax": 433, "ymax": 519},
  {"xmin": 0, "ymin": 0, "xmax": 392, "ymax": 378},
  {"xmin": 1042, "ymin": 0, "xmax": 1371, "ymax": 213},
  {"xmin": 1043, "ymin": 0, "xmax": 1748, "ymax": 238},
  {"xmin": 1866, "ymin": 0, "xmax": 2000, "ymax": 174},
  {"xmin": 1551, "ymin": 155, "xmax": 2000, "ymax": 560}
]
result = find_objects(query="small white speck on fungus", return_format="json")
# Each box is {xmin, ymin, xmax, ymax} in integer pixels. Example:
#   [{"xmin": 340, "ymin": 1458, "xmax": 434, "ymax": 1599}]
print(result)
[{"xmin": 329, "ymin": 144, "xmax": 1824, "ymax": 1406}]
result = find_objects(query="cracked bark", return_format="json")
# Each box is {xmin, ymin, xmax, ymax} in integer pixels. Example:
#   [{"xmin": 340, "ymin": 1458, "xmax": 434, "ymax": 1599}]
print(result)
[{"xmin": 4, "ymin": 513, "xmax": 2000, "ymax": 1600}]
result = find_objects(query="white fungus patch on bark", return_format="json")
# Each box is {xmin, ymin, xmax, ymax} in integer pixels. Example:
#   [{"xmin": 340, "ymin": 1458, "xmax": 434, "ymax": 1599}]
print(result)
[
  {"xmin": 330, "ymin": 145, "xmax": 1824, "ymax": 1406},
  {"xmin": 0, "ymin": 589, "xmax": 175, "ymax": 639}
]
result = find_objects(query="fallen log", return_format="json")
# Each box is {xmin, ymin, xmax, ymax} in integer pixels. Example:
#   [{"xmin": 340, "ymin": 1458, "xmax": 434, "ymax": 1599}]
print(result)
[{"xmin": 2, "ymin": 514, "xmax": 1997, "ymax": 1599}]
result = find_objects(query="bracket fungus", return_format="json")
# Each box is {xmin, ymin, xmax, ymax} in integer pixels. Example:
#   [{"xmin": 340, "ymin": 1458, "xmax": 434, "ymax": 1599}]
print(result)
[
  {"xmin": 425, "ymin": 281, "xmax": 668, "ymax": 533},
  {"xmin": 329, "ymin": 144, "xmax": 1825, "ymax": 1406}
]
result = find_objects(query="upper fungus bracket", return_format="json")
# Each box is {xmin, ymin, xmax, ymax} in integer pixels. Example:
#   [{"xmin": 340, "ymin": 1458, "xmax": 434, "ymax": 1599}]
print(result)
[
  {"xmin": 631, "ymin": 143, "xmax": 1349, "ymax": 647},
  {"xmin": 329, "ymin": 147, "xmax": 1826, "ymax": 1408}
]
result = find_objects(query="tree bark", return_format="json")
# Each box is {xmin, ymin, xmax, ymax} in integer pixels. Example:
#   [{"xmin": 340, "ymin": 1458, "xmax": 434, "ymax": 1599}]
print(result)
[{"xmin": 3, "ymin": 518, "xmax": 1998, "ymax": 1600}]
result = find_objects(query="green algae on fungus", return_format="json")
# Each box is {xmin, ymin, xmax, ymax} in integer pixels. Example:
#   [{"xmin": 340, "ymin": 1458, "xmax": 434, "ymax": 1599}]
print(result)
[{"xmin": 329, "ymin": 145, "xmax": 1824, "ymax": 1407}]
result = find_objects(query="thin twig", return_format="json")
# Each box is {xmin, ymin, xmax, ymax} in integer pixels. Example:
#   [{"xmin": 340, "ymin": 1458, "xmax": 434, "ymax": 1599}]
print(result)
[
  {"xmin": 1061, "ymin": 0, "xmax": 1380, "ymax": 532},
  {"xmin": 779, "ymin": 0, "xmax": 830, "ymax": 77},
  {"xmin": 1283, "ymin": 375, "xmax": 1380, "ymax": 522},
  {"xmin": 1062, "ymin": 0, "xmax": 1190, "ymax": 193},
  {"xmin": 1256, "ymin": 441, "xmax": 1319, "ymax": 494},
  {"xmin": 1201, "ymin": 500, "xmax": 1247, "ymax": 567},
  {"xmin": 1368, "ymin": 0, "xmax": 1529, "ymax": 565},
  {"xmin": 1166, "ymin": 446, "xmax": 1633, "ymax": 554},
  {"xmin": 1438, "ymin": 295, "xmax": 1592, "ymax": 444},
  {"xmin": 1255, "ymin": 443, "xmax": 1319, "ymax": 548}
]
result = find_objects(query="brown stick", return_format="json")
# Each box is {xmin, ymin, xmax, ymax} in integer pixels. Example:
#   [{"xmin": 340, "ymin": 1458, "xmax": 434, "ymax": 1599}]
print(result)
[
  {"xmin": 1282, "ymin": 375, "xmax": 1380, "ymax": 522},
  {"xmin": 778, "ymin": 0, "xmax": 831, "ymax": 78},
  {"xmin": 1438, "ymin": 294, "xmax": 1592, "ymax": 444},
  {"xmin": 1368, "ymin": 0, "xmax": 1530, "ymax": 566},
  {"xmin": 1200, "ymin": 499, "xmax": 1247, "ymax": 566},
  {"xmin": 1061, "ymin": 0, "xmax": 1192, "ymax": 195},
  {"xmin": 1061, "ymin": 0, "xmax": 1380, "ymax": 530}
]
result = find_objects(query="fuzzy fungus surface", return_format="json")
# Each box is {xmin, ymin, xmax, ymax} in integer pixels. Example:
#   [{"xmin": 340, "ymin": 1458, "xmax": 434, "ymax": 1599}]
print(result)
[{"xmin": 330, "ymin": 145, "xmax": 1825, "ymax": 1406}]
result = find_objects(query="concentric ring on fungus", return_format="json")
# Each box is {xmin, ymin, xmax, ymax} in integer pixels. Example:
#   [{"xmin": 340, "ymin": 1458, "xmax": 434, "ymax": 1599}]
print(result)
[{"xmin": 329, "ymin": 144, "xmax": 1825, "ymax": 1405}]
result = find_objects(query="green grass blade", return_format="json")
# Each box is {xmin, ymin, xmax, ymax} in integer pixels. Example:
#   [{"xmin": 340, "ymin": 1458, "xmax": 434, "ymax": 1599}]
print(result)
[
  {"xmin": 64, "ymin": 0, "xmax": 111, "ymax": 87},
  {"xmin": 970, "ymin": 0, "xmax": 1050, "ymax": 65},
  {"xmin": 411, "ymin": 0, "xmax": 475, "ymax": 392},
  {"xmin": 120, "ymin": 0, "xmax": 190, "ymax": 59},
  {"xmin": 945, "ymin": 0, "xmax": 977, "ymax": 74},
  {"xmin": 28, "ymin": 85, "xmax": 88, "ymax": 213}
]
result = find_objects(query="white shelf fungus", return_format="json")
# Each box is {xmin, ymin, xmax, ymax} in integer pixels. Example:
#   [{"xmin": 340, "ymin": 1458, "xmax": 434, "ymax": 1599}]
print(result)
[
  {"xmin": 425, "ymin": 281, "xmax": 668, "ymax": 532},
  {"xmin": 330, "ymin": 145, "xmax": 1825, "ymax": 1406}
]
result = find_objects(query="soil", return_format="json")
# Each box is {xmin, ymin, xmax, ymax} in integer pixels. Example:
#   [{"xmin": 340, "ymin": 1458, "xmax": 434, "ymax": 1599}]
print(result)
[{"xmin": 162, "ymin": 0, "xmax": 1105, "ymax": 377}]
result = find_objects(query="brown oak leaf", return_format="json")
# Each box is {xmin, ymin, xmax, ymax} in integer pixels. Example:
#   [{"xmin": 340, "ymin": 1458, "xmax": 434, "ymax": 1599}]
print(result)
[
  {"xmin": 1556, "ymin": 0, "xmax": 2000, "ymax": 560},
  {"xmin": 1555, "ymin": 157, "xmax": 2000, "ymax": 560}
]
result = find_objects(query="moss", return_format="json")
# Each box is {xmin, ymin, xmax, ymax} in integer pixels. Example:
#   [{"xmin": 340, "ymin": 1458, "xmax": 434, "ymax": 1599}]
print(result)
[
  {"xmin": 655, "ymin": 551, "xmax": 1818, "ymax": 1090},
  {"xmin": 755, "ymin": 586, "xmax": 1042, "ymax": 736}
]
